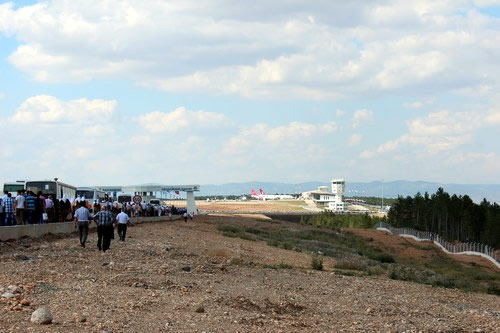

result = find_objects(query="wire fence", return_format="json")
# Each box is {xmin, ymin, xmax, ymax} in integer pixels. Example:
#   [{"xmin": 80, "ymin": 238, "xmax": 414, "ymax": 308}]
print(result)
[{"xmin": 374, "ymin": 222, "xmax": 500, "ymax": 266}]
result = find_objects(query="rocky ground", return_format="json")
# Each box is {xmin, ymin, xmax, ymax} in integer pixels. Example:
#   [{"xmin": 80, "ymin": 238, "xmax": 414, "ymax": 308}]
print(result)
[{"xmin": 1, "ymin": 215, "xmax": 499, "ymax": 332}]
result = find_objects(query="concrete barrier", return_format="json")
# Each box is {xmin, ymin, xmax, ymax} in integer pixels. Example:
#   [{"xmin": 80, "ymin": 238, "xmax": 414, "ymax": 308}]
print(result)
[{"xmin": 0, "ymin": 215, "xmax": 181, "ymax": 241}]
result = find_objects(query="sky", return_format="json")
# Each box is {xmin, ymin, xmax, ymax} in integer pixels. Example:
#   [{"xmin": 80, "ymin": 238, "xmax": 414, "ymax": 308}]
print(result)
[{"xmin": 1, "ymin": 0, "xmax": 500, "ymax": 187}]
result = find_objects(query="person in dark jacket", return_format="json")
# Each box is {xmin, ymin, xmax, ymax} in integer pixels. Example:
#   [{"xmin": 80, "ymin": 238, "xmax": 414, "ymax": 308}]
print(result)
[{"xmin": 93, "ymin": 206, "xmax": 115, "ymax": 252}]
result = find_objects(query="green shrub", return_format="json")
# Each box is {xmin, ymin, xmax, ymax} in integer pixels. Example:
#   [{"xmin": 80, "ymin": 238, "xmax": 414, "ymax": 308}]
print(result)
[
  {"xmin": 487, "ymin": 284, "xmax": 500, "ymax": 296},
  {"xmin": 239, "ymin": 233, "xmax": 257, "ymax": 241},
  {"xmin": 371, "ymin": 253, "xmax": 395, "ymax": 263},
  {"xmin": 222, "ymin": 232, "xmax": 238, "ymax": 238},
  {"xmin": 471, "ymin": 270, "xmax": 498, "ymax": 281},
  {"xmin": 267, "ymin": 240, "xmax": 279, "ymax": 247},
  {"xmin": 217, "ymin": 225, "xmax": 241, "ymax": 233},
  {"xmin": 311, "ymin": 256, "xmax": 324, "ymax": 271},
  {"xmin": 245, "ymin": 227, "xmax": 267, "ymax": 235},
  {"xmin": 264, "ymin": 262, "xmax": 293, "ymax": 270},
  {"xmin": 334, "ymin": 260, "xmax": 367, "ymax": 271},
  {"xmin": 367, "ymin": 265, "xmax": 386, "ymax": 275},
  {"xmin": 302, "ymin": 211, "xmax": 384, "ymax": 229}
]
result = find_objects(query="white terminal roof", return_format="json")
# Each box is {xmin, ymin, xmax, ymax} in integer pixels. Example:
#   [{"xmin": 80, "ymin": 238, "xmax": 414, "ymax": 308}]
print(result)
[{"xmin": 96, "ymin": 184, "xmax": 200, "ymax": 192}]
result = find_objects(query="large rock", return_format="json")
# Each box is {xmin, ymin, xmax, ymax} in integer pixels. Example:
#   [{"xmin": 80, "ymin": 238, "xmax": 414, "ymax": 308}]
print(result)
[{"xmin": 31, "ymin": 308, "xmax": 53, "ymax": 325}]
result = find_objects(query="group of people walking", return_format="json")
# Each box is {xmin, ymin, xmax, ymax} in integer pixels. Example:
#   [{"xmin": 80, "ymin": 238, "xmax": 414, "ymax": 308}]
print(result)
[{"xmin": 74, "ymin": 201, "xmax": 130, "ymax": 251}]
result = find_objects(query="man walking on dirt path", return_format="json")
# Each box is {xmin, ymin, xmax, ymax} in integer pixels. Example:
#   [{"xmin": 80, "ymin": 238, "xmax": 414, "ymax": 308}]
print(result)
[
  {"xmin": 94, "ymin": 206, "xmax": 115, "ymax": 252},
  {"xmin": 74, "ymin": 201, "xmax": 91, "ymax": 247},
  {"xmin": 116, "ymin": 208, "xmax": 130, "ymax": 241}
]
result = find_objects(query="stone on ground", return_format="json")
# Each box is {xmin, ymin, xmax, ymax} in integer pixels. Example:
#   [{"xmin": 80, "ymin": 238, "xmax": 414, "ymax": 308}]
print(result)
[{"xmin": 31, "ymin": 307, "xmax": 53, "ymax": 325}]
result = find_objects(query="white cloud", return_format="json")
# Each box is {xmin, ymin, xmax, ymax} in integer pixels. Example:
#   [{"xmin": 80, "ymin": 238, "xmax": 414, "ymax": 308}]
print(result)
[
  {"xmin": 9, "ymin": 95, "xmax": 116, "ymax": 124},
  {"xmin": 485, "ymin": 110, "xmax": 500, "ymax": 125},
  {"xmin": 0, "ymin": 95, "xmax": 122, "ymax": 185},
  {"xmin": 404, "ymin": 101, "xmax": 424, "ymax": 109},
  {"xmin": 359, "ymin": 150, "xmax": 375, "ymax": 159},
  {"xmin": 403, "ymin": 99, "xmax": 434, "ymax": 109},
  {"xmin": 0, "ymin": 93, "xmax": 347, "ymax": 185},
  {"xmin": 0, "ymin": 92, "xmax": 5, "ymax": 100},
  {"xmin": 474, "ymin": 0, "xmax": 500, "ymax": 6},
  {"xmin": 348, "ymin": 134, "xmax": 362, "ymax": 146},
  {"xmin": 362, "ymin": 110, "xmax": 490, "ymax": 158},
  {"xmin": 1, "ymin": 1, "xmax": 500, "ymax": 99},
  {"xmin": 223, "ymin": 121, "xmax": 337, "ymax": 154},
  {"xmin": 137, "ymin": 107, "xmax": 229, "ymax": 133},
  {"xmin": 352, "ymin": 109, "xmax": 373, "ymax": 127}
]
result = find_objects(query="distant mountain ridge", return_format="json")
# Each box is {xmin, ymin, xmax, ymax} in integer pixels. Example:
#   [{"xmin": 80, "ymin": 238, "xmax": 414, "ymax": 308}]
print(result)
[{"xmin": 198, "ymin": 181, "xmax": 500, "ymax": 203}]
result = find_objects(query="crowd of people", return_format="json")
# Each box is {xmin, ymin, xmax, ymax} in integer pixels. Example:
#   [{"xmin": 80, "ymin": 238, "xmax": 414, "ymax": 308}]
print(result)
[
  {"xmin": 0, "ymin": 190, "xmax": 68, "ymax": 226},
  {"xmin": 0, "ymin": 189, "xmax": 188, "ymax": 226},
  {"xmin": 1, "ymin": 189, "xmax": 195, "ymax": 253}
]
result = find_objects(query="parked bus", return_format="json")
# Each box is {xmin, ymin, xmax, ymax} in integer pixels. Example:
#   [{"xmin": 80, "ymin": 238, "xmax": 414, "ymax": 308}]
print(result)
[
  {"xmin": 76, "ymin": 187, "xmax": 107, "ymax": 204},
  {"xmin": 2, "ymin": 181, "xmax": 26, "ymax": 196},
  {"xmin": 117, "ymin": 194, "xmax": 132, "ymax": 204},
  {"xmin": 25, "ymin": 180, "xmax": 76, "ymax": 200}
]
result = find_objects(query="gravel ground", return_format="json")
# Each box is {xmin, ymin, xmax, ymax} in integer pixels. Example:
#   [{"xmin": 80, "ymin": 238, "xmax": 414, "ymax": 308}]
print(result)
[{"xmin": 1, "ymin": 215, "xmax": 499, "ymax": 332}]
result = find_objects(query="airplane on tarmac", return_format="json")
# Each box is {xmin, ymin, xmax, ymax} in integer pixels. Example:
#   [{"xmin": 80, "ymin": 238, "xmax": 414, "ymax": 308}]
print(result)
[{"xmin": 251, "ymin": 189, "xmax": 294, "ymax": 201}]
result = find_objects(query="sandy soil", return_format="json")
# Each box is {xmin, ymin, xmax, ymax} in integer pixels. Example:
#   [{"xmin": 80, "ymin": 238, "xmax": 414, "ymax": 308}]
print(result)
[{"xmin": 1, "ymin": 215, "xmax": 499, "ymax": 332}]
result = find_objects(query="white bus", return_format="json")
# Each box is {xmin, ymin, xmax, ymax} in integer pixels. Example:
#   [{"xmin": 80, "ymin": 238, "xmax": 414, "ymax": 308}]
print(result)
[
  {"xmin": 3, "ymin": 181, "xmax": 26, "ymax": 196},
  {"xmin": 25, "ymin": 180, "xmax": 76, "ymax": 200},
  {"xmin": 76, "ymin": 187, "xmax": 107, "ymax": 204}
]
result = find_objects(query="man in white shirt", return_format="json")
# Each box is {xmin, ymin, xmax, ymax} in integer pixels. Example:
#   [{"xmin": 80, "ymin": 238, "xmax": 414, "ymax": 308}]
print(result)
[
  {"xmin": 15, "ymin": 191, "xmax": 26, "ymax": 225},
  {"xmin": 116, "ymin": 208, "xmax": 130, "ymax": 241},
  {"xmin": 74, "ymin": 201, "xmax": 91, "ymax": 247},
  {"xmin": 45, "ymin": 195, "xmax": 54, "ymax": 223}
]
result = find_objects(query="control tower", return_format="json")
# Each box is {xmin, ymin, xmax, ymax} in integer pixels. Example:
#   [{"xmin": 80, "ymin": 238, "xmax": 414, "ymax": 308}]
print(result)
[
  {"xmin": 331, "ymin": 179, "xmax": 345, "ymax": 200},
  {"xmin": 330, "ymin": 179, "xmax": 347, "ymax": 212}
]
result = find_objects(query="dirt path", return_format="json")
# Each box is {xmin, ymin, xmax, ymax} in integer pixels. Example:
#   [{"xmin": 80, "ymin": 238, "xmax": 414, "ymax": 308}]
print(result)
[{"xmin": 1, "ymin": 215, "xmax": 499, "ymax": 332}]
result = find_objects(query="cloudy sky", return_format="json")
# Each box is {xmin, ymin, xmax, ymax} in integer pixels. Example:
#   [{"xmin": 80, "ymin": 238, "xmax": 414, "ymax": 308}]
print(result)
[{"xmin": 1, "ymin": 0, "xmax": 500, "ymax": 187}]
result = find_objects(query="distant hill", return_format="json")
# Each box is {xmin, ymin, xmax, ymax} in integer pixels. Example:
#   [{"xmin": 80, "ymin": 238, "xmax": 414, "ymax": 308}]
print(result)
[{"xmin": 198, "ymin": 180, "xmax": 500, "ymax": 203}]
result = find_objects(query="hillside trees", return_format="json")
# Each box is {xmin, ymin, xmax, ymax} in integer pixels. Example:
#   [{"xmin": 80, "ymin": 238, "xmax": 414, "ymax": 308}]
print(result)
[{"xmin": 388, "ymin": 188, "xmax": 500, "ymax": 248}]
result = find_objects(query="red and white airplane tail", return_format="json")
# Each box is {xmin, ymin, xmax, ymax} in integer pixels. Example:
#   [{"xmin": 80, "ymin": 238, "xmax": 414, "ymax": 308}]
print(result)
[
  {"xmin": 251, "ymin": 189, "xmax": 258, "ymax": 196},
  {"xmin": 259, "ymin": 189, "xmax": 265, "ymax": 195}
]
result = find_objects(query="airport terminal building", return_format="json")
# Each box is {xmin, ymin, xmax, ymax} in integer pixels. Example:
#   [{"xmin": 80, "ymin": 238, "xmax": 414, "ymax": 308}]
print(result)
[{"xmin": 302, "ymin": 179, "xmax": 347, "ymax": 212}]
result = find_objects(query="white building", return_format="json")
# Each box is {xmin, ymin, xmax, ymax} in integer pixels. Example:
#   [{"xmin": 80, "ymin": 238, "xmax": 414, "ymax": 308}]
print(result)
[{"xmin": 302, "ymin": 178, "xmax": 347, "ymax": 212}]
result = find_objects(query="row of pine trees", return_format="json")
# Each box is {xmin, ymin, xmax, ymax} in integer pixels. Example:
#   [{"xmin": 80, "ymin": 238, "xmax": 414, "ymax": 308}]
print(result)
[{"xmin": 387, "ymin": 188, "xmax": 500, "ymax": 248}]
